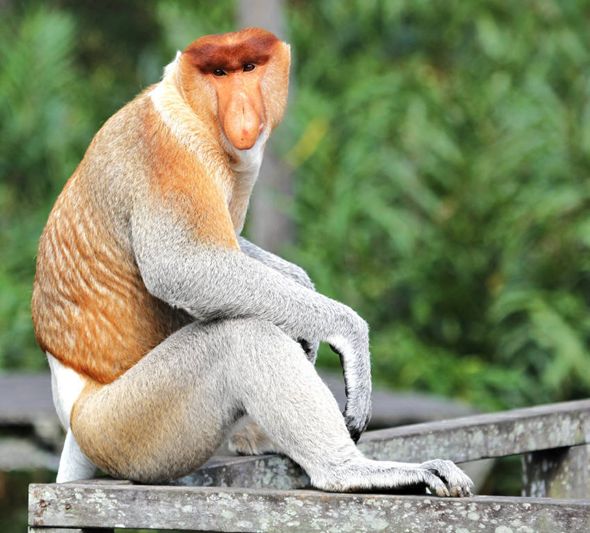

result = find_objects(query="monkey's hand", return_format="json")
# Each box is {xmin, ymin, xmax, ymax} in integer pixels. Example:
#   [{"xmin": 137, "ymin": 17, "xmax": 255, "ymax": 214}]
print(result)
[
  {"xmin": 326, "ymin": 315, "xmax": 372, "ymax": 442},
  {"xmin": 132, "ymin": 201, "xmax": 372, "ymax": 442}
]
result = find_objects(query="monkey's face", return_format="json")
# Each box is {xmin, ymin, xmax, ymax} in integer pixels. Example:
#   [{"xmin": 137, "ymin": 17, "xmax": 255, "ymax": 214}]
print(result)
[{"xmin": 181, "ymin": 28, "xmax": 291, "ymax": 151}]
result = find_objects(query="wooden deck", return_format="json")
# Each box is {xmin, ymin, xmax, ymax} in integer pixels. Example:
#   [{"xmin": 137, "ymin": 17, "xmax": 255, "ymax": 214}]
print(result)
[
  {"xmin": 29, "ymin": 483, "xmax": 590, "ymax": 532},
  {"xmin": 28, "ymin": 399, "xmax": 590, "ymax": 532}
]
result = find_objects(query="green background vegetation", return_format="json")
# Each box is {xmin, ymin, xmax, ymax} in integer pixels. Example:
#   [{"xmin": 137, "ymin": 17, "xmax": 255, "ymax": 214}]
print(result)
[{"xmin": 2, "ymin": 0, "xmax": 590, "ymax": 411}]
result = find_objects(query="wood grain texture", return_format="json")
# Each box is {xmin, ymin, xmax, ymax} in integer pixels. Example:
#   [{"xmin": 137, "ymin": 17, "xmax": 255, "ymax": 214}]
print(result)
[
  {"xmin": 29, "ymin": 529, "xmax": 108, "ymax": 533},
  {"xmin": 29, "ymin": 482, "xmax": 590, "ymax": 532},
  {"xmin": 28, "ymin": 400, "xmax": 590, "ymax": 531},
  {"xmin": 523, "ymin": 444, "xmax": 590, "ymax": 499},
  {"xmin": 361, "ymin": 398, "xmax": 590, "ymax": 462}
]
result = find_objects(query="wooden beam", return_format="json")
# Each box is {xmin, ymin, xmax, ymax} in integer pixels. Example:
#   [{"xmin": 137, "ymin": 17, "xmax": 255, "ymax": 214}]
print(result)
[
  {"xmin": 29, "ymin": 529, "xmax": 108, "ymax": 533},
  {"xmin": 362, "ymin": 398, "xmax": 590, "ymax": 462},
  {"xmin": 523, "ymin": 444, "xmax": 590, "ymax": 499},
  {"xmin": 29, "ymin": 482, "xmax": 590, "ymax": 532}
]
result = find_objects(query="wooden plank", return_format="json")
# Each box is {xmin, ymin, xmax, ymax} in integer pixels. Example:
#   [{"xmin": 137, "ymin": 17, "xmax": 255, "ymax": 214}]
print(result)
[
  {"xmin": 523, "ymin": 444, "xmax": 590, "ymax": 499},
  {"xmin": 361, "ymin": 398, "xmax": 590, "ymax": 462},
  {"xmin": 29, "ymin": 482, "xmax": 590, "ymax": 532},
  {"xmin": 177, "ymin": 399, "xmax": 590, "ymax": 489},
  {"xmin": 29, "ymin": 526, "xmax": 108, "ymax": 533},
  {"xmin": 177, "ymin": 454, "xmax": 309, "ymax": 490}
]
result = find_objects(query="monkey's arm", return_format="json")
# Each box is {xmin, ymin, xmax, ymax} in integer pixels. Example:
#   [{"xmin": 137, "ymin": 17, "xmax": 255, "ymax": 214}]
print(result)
[
  {"xmin": 131, "ymin": 201, "xmax": 371, "ymax": 440},
  {"xmin": 237, "ymin": 236, "xmax": 319, "ymax": 362},
  {"xmin": 238, "ymin": 237, "xmax": 314, "ymax": 290}
]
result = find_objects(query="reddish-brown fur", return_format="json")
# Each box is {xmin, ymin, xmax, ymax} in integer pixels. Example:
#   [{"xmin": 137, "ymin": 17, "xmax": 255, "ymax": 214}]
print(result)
[
  {"xmin": 142, "ymin": 104, "xmax": 239, "ymax": 246},
  {"xmin": 31, "ymin": 28, "xmax": 289, "ymax": 386},
  {"xmin": 31, "ymin": 99, "xmax": 231, "ymax": 384},
  {"xmin": 186, "ymin": 30, "xmax": 279, "ymax": 73}
]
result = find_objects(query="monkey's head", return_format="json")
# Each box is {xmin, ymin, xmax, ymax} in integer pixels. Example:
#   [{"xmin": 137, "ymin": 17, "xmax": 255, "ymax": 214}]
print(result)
[{"xmin": 178, "ymin": 28, "xmax": 290, "ymax": 152}]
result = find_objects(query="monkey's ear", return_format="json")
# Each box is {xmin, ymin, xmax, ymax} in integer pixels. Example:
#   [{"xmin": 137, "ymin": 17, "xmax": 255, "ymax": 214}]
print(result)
[{"xmin": 261, "ymin": 41, "xmax": 291, "ymax": 129}]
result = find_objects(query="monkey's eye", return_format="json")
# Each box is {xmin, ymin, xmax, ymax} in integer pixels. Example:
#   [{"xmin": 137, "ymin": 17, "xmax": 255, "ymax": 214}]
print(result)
[
  {"xmin": 243, "ymin": 63, "xmax": 256, "ymax": 72},
  {"xmin": 213, "ymin": 68, "xmax": 227, "ymax": 77}
]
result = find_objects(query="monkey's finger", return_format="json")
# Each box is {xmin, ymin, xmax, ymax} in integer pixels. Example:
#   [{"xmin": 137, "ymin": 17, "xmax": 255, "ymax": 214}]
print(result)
[{"xmin": 419, "ymin": 470, "xmax": 450, "ymax": 497}]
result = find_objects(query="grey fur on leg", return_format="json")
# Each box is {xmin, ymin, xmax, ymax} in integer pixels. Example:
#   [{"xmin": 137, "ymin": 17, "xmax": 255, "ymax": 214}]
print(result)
[
  {"xmin": 311, "ymin": 457, "xmax": 473, "ymax": 496},
  {"xmin": 131, "ymin": 202, "xmax": 372, "ymax": 439},
  {"xmin": 215, "ymin": 320, "xmax": 472, "ymax": 497},
  {"xmin": 231, "ymin": 236, "xmax": 320, "ymax": 455},
  {"xmin": 71, "ymin": 317, "xmax": 472, "ymax": 495}
]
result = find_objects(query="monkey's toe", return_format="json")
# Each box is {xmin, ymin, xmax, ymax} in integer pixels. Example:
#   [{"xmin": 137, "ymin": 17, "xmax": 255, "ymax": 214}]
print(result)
[{"xmin": 420, "ymin": 459, "xmax": 474, "ymax": 498}]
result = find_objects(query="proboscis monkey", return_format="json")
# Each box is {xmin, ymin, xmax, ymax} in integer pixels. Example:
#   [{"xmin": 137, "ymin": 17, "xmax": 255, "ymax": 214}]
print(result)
[{"xmin": 31, "ymin": 28, "xmax": 473, "ymax": 496}]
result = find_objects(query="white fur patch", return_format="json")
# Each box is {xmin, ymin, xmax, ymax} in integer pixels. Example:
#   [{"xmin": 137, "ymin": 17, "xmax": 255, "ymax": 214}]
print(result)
[
  {"xmin": 326, "ymin": 334, "xmax": 359, "ymax": 393},
  {"xmin": 225, "ymin": 127, "xmax": 269, "ymax": 228},
  {"xmin": 47, "ymin": 352, "xmax": 86, "ymax": 430},
  {"xmin": 56, "ymin": 429, "xmax": 96, "ymax": 483},
  {"xmin": 164, "ymin": 50, "xmax": 182, "ymax": 77},
  {"xmin": 228, "ymin": 128, "xmax": 268, "ymax": 175}
]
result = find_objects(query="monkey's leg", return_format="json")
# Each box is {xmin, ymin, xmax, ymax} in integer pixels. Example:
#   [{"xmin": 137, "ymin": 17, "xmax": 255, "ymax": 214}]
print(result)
[
  {"xmin": 72, "ymin": 318, "xmax": 471, "ymax": 495},
  {"xmin": 231, "ymin": 236, "xmax": 318, "ymax": 455},
  {"xmin": 219, "ymin": 322, "xmax": 472, "ymax": 496},
  {"xmin": 210, "ymin": 237, "xmax": 321, "ymax": 456}
]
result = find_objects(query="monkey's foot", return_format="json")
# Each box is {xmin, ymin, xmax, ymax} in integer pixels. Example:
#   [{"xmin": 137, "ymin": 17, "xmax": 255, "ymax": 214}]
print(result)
[
  {"xmin": 312, "ymin": 458, "xmax": 473, "ymax": 497},
  {"xmin": 418, "ymin": 459, "xmax": 474, "ymax": 497},
  {"xmin": 228, "ymin": 420, "xmax": 280, "ymax": 456}
]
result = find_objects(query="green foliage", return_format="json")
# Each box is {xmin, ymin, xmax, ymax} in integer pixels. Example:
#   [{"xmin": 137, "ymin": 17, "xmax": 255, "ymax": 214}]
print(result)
[
  {"xmin": 0, "ymin": 7, "xmax": 87, "ymax": 198},
  {"xmin": 0, "ymin": 0, "xmax": 234, "ymax": 369},
  {"xmin": 1, "ymin": 0, "xmax": 590, "ymax": 411},
  {"xmin": 0, "ymin": 5, "xmax": 91, "ymax": 369},
  {"xmin": 286, "ymin": 0, "xmax": 590, "ymax": 408}
]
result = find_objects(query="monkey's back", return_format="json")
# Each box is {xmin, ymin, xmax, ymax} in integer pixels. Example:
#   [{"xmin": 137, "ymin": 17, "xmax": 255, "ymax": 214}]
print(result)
[{"xmin": 31, "ymin": 97, "xmax": 191, "ymax": 384}]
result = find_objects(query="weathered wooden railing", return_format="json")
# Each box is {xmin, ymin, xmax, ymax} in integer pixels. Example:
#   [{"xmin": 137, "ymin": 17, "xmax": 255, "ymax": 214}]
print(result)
[{"xmin": 29, "ymin": 399, "xmax": 590, "ymax": 532}]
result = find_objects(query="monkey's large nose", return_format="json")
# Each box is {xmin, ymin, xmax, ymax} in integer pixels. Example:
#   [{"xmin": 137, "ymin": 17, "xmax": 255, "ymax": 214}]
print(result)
[{"xmin": 223, "ymin": 91, "xmax": 261, "ymax": 151}]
